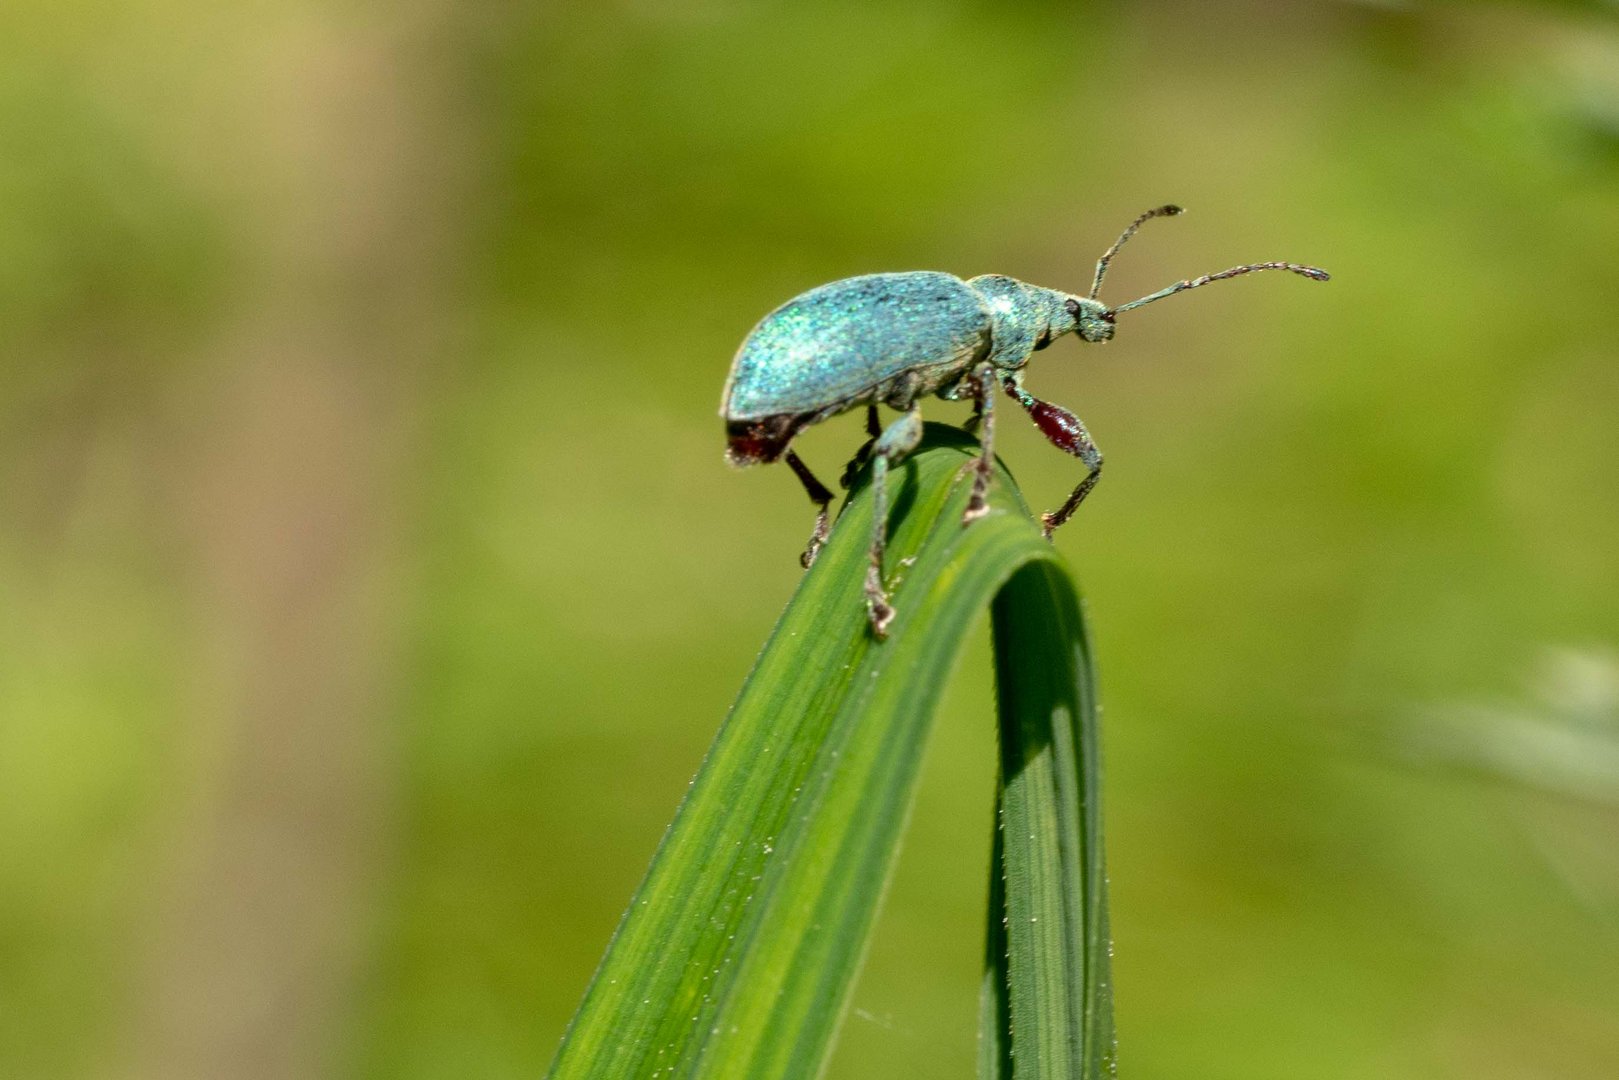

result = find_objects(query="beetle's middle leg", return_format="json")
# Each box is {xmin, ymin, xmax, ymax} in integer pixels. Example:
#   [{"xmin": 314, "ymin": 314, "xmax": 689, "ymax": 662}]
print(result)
[
  {"xmin": 865, "ymin": 407, "xmax": 923, "ymax": 638},
  {"xmin": 839, "ymin": 404, "xmax": 883, "ymax": 489},
  {"xmin": 961, "ymin": 395, "xmax": 984, "ymax": 434},
  {"xmin": 784, "ymin": 449, "xmax": 836, "ymax": 568},
  {"xmin": 1002, "ymin": 375, "xmax": 1104, "ymax": 538},
  {"xmin": 961, "ymin": 363, "xmax": 997, "ymax": 525}
]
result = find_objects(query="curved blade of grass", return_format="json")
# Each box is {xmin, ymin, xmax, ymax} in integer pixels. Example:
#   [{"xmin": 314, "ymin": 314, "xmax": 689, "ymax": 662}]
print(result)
[
  {"xmin": 982, "ymin": 560, "xmax": 1116, "ymax": 1079},
  {"xmin": 548, "ymin": 423, "xmax": 1112, "ymax": 1080}
]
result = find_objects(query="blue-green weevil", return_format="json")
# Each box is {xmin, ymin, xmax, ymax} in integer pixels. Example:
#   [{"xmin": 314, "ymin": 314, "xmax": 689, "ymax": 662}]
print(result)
[{"xmin": 720, "ymin": 205, "xmax": 1329, "ymax": 637}]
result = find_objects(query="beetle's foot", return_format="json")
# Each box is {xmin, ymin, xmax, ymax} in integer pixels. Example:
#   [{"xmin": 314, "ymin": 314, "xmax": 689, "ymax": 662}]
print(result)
[
  {"xmin": 960, "ymin": 462, "xmax": 993, "ymax": 526},
  {"xmin": 867, "ymin": 597, "xmax": 895, "ymax": 639},
  {"xmin": 1039, "ymin": 512, "xmax": 1059, "ymax": 540},
  {"xmin": 962, "ymin": 472, "xmax": 992, "ymax": 524},
  {"xmin": 864, "ymin": 564, "xmax": 894, "ymax": 639},
  {"xmin": 800, "ymin": 508, "xmax": 831, "ymax": 568}
]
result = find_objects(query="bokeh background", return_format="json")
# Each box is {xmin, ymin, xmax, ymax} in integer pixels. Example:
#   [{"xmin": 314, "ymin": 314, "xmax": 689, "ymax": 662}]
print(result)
[{"xmin": 4, "ymin": 1, "xmax": 1619, "ymax": 1077}]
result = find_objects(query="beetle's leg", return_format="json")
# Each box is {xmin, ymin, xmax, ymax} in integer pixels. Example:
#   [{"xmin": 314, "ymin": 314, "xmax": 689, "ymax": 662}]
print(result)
[
  {"xmin": 961, "ymin": 394, "xmax": 984, "ymax": 434},
  {"xmin": 962, "ymin": 364, "xmax": 997, "ymax": 526},
  {"xmin": 865, "ymin": 408, "xmax": 923, "ymax": 638},
  {"xmin": 839, "ymin": 404, "xmax": 883, "ymax": 489},
  {"xmin": 1002, "ymin": 375, "xmax": 1103, "ymax": 538},
  {"xmin": 784, "ymin": 449, "xmax": 835, "ymax": 568}
]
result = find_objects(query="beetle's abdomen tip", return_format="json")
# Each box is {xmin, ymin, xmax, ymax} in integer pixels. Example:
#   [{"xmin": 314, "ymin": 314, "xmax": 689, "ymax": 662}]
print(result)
[
  {"xmin": 725, "ymin": 416, "xmax": 798, "ymax": 466},
  {"xmin": 725, "ymin": 440, "xmax": 768, "ymax": 467}
]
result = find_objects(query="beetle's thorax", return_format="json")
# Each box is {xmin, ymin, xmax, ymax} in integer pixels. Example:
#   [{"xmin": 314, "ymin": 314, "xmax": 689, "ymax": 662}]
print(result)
[{"xmin": 967, "ymin": 276, "xmax": 1111, "ymax": 367}]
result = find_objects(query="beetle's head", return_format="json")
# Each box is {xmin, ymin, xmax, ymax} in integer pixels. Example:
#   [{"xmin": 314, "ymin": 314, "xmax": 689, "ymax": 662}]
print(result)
[{"xmin": 1063, "ymin": 296, "xmax": 1115, "ymax": 343}]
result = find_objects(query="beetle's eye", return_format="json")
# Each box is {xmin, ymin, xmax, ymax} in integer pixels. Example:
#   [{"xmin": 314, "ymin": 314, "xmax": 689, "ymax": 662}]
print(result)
[
  {"xmin": 1101, "ymin": 310, "xmax": 1116, "ymax": 324},
  {"xmin": 1063, "ymin": 298, "xmax": 1081, "ymax": 316}
]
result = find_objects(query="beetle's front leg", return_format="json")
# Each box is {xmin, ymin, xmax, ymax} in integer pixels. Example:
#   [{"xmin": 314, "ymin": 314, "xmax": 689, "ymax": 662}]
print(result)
[
  {"xmin": 961, "ymin": 363, "xmax": 996, "ymax": 525},
  {"xmin": 1002, "ymin": 374, "xmax": 1103, "ymax": 538},
  {"xmin": 865, "ymin": 407, "xmax": 923, "ymax": 638}
]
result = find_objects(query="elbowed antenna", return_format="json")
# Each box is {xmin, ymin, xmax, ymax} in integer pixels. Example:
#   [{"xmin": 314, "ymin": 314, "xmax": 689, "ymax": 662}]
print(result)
[
  {"xmin": 1113, "ymin": 261, "xmax": 1330, "ymax": 313},
  {"xmin": 1089, "ymin": 203, "xmax": 1183, "ymax": 300}
]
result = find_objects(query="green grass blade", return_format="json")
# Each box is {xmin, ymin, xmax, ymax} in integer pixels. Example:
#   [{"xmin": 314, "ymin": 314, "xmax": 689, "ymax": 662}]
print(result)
[
  {"xmin": 983, "ymin": 561, "xmax": 1116, "ymax": 1079},
  {"xmin": 978, "ymin": 813, "xmax": 1013, "ymax": 1080},
  {"xmin": 548, "ymin": 424, "xmax": 1111, "ymax": 1080}
]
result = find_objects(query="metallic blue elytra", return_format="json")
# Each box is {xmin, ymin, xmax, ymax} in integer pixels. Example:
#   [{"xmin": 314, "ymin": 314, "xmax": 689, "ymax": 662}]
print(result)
[{"xmin": 719, "ymin": 205, "xmax": 1330, "ymax": 638}]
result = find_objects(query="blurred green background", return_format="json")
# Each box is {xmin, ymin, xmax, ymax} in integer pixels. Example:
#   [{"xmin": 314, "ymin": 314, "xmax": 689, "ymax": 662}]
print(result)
[{"xmin": 4, "ymin": 1, "xmax": 1618, "ymax": 1077}]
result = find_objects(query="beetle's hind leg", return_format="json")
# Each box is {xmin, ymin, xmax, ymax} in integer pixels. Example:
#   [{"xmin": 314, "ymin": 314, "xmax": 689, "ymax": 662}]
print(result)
[
  {"xmin": 784, "ymin": 450, "xmax": 836, "ymax": 568},
  {"xmin": 961, "ymin": 364, "xmax": 997, "ymax": 525},
  {"xmin": 1002, "ymin": 375, "xmax": 1103, "ymax": 538},
  {"xmin": 839, "ymin": 404, "xmax": 883, "ymax": 489},
  {"xmin": 865, "ymin": 407, "xmax": 923, "ymax": 638}
]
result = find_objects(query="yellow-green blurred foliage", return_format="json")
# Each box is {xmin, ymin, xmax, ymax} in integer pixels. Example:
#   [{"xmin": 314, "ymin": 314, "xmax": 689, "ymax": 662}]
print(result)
[{"xmin": 3, "ymin": 1, "xmax": 1618, "ymax": 1077}]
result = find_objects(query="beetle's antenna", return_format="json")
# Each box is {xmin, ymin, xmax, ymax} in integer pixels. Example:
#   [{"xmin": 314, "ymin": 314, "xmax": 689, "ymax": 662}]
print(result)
[
  {"xmin": 1114, "ymin": 261, "xmax": 1330, "ymax": 313},
  {"xmin": 1089, "ymin": 204, "xmax": 1183, "ymax": 300}
]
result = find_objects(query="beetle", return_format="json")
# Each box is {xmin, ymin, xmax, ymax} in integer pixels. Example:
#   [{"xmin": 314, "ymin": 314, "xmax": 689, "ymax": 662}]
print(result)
[{"xmin": 720, "ymin": 205, "xmax": 1329, "ymax": 637}]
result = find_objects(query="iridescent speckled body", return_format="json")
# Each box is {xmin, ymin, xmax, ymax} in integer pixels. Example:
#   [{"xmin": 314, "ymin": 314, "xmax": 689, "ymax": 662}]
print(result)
[
  {"xmin": 721, "ymin": 272, "xmax": 1108, "ymax": 463},
  {"xmin": 719, "ymin": 205, "xmax": 1329, "ymax": 637}
]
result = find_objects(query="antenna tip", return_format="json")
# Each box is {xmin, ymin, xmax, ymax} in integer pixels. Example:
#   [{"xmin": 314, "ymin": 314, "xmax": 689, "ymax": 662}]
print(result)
[
  {"xmin": 1159, "ymin": 204, "xmax": 1184, "ymax": 216},
  {"xmin": 1300, "ymin": 266, "xmax": 1331, "ymax": 282}
]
